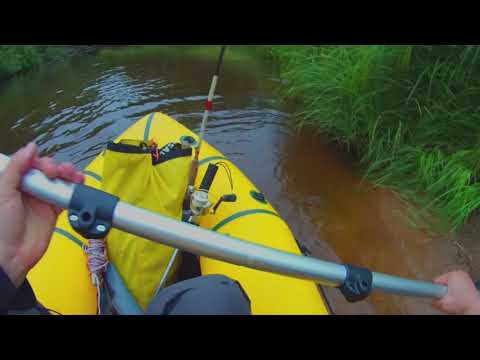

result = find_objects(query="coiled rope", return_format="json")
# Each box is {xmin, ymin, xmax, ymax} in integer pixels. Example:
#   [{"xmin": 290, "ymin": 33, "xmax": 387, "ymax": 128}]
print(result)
[{"xmin": 83, "ymin": 238, "xmax": 109, "ymax": 315}]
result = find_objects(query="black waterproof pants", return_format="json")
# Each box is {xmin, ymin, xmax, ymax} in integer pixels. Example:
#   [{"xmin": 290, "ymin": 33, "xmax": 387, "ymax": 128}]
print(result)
[{"xmin": 146, "ymin": 275, "xmax": 251, "ymax": 315}]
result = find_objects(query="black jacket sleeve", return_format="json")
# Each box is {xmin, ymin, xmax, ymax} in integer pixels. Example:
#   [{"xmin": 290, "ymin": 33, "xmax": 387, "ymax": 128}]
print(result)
[{"xmin": 0, "ymin": 266, "xmax": 40, "ymax": 314}]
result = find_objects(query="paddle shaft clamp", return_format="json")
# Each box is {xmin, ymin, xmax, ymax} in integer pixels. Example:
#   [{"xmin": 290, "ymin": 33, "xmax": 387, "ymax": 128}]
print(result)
[
  {"xmin": 0, "ymin": 153, "xmax": 449, "ymax": 301},
  {"xmin": 68, "ymin": 184, "xmax": 119, "ymax": 239},
  {"xmin": 339, "ymin": 265, "xmax": 373, "ymax": 302}
]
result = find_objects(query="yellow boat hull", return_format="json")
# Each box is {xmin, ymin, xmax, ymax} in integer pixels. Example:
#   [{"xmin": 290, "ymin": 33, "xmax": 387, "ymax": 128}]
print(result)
[{"xmin": 27, "ymin": 113, "xmax": 329, "ymax": 315}]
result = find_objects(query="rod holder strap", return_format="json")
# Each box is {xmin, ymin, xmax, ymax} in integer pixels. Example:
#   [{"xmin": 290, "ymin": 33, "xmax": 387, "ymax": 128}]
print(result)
[
  {"xmin": 339, "ymin": 264, "xmax": 373, "ymax": 303},
  {"xmin": 68, "ymin": 184, "xmax": 119, "ymax": 239}
]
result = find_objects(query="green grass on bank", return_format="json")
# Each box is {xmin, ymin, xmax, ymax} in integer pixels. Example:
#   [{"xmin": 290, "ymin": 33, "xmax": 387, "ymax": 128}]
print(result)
[
  {"xmin": 269, "ymin": 45, "xmax": 480, "ymax": 233},
  {"xmin": 0, "ymin": 45, "xmax": 70, "ymax": 81}
]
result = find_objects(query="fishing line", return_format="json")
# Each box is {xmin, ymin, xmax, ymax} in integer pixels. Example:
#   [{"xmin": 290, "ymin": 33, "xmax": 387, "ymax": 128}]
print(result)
[{"xmin": 215, "ymin": 161, "xmax": 234, "ymax": 190}]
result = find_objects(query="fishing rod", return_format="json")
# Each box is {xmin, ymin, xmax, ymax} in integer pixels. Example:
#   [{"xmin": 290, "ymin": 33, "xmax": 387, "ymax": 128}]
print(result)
[
  {"xmin": 188, "ymin": 45, "xmax": 227, "ymax": 187},
  {"xmin": 0, "ymin": 153, "xmax": 447, "ymax": 302},
  {"xmin": 162, "ymin": 46, "xmax": 227, "ymax": 296}
]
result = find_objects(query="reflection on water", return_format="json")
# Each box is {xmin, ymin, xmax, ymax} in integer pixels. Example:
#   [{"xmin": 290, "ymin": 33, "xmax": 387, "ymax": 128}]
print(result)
[{"xmin": 0, "ymin": 46, "xmax": 466, "ymax": 314}]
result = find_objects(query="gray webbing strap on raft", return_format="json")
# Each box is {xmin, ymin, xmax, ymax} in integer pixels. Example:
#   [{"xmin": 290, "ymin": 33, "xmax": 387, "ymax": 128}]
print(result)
[
  {"xmin": 0, "ymin": 153, "xmax": 447, "ymax": 301},
  {"xmin": 104, "ymin": 263, "xmax": 143, "ymax": 315}
]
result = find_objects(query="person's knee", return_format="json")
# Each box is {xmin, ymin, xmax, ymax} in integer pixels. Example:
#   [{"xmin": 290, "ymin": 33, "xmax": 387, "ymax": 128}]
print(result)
[
  {"xmin": 203, "ymin": 275, "xmax": 251, "ymax": 310},
  {"xmin": 146, "ymin": 275, "xmax": 251, "ymax": 315}
]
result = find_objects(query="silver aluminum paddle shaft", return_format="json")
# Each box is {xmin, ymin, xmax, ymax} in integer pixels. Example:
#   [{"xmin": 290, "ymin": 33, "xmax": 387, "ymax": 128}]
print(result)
[{"xmin": 0, "ymin": 153, "xmax": 448, "ymax": 300}]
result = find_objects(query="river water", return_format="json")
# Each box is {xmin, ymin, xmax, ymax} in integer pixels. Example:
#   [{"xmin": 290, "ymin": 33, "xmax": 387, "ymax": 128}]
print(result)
[{"xmin": 0, "ymin": 46, "xmax": 473, "ymax": 314}]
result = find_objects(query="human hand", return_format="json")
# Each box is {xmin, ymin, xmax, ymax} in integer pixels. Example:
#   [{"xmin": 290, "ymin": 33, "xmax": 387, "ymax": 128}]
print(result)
[
  {"xmin": 433, "ymin": 270, "xmax": 480, "ymax": 315},
  {"xmin": 0, "ymin": 143, "xmax": 85, "ymax": 287}
]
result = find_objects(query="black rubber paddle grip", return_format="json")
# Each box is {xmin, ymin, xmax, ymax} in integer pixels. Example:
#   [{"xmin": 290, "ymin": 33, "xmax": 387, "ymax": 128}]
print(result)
[
  {"xmin": 339, "ymin": 264, "xmax": 373, "ymax": 303},
  {"xmin": 68, "ymin": 184, "xmax": 119, "ymax": 239},
  {"xmin": 200, "ymin": 163, "xmax": 218, "ymax": 191}
]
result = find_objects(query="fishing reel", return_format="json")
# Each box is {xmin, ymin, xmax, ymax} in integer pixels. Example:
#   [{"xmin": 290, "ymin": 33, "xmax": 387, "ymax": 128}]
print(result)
[
  {"xmin": 184, "ymin": 162, "xmax": 237, "ymax": 224},
  {"xmin": 185, "ymin": 163, "xmax": 218, "ymax": 224},
  {"xmin": 190, "ymin": 189, "xmax": 212, "ymax": 217},
  {"xmin": 189, "ymin": 189, "xmax": 237, "ymax": 218},
  {"xmin": 179, "ymin": 134, "xmax": 237, "ymax": 224}
]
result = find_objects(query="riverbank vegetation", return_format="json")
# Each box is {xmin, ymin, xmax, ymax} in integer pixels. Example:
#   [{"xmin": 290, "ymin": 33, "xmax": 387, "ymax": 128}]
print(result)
[
  {"xmin": 269, "ymin": 45, "xmax": 480, "ymax": 233},
  {"xmin": 0, "ymin": 45, "xmax": 75, "ymax": 81},
  {"xmin": 98, "ymin": 45, "xmax": 268, "ymax": 74},
  {"xmin": 99, "ymin": 45, "xmax": 265, "ymax": 62}
]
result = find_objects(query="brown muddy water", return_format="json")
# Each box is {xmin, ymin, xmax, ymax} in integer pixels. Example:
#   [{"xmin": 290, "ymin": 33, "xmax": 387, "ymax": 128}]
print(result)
[{"xmin": 0, "ymin": 46, "xmax": 476, "ymax": 314}]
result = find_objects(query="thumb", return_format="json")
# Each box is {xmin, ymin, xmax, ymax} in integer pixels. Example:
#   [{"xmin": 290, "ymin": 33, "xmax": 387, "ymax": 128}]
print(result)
[
  {"xmin": 0, "ymin": 143, "xmax": 38, "ymax": 193},
  {"xmin": 434, "ymin": 273, "xmax": 451, "ymax": 286}
]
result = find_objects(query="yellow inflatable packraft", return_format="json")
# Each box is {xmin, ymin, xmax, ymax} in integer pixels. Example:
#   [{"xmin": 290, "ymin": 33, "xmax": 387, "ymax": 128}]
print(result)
[{"xmin": 27, "ymin": 112, "xmax": 330, "ymax": 315}]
